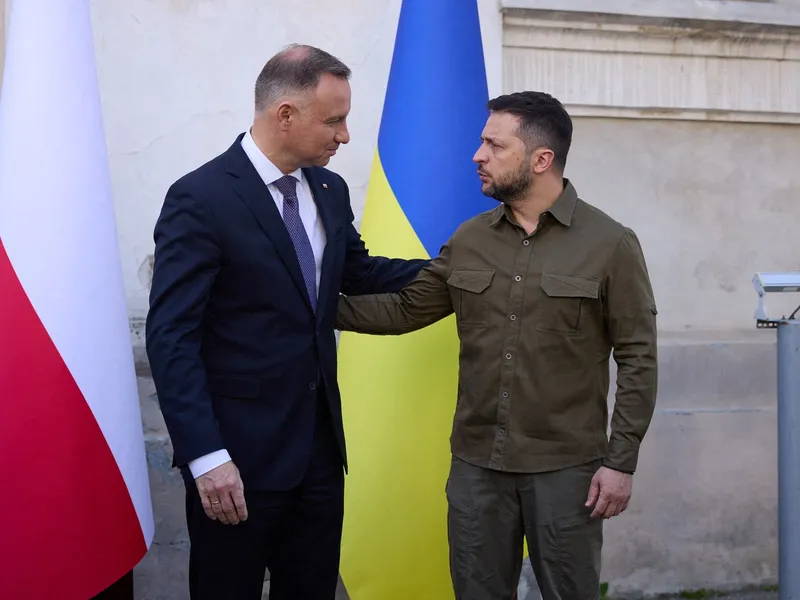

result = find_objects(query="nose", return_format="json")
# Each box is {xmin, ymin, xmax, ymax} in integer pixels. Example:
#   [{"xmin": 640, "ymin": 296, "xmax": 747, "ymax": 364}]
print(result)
[
  {"xmin": 336, "ymin": 122, "xmax": 350, "ymax": 145},
  {"xmin": 473, "ymin": 146, "xmax": 486, "ymax": 164}
]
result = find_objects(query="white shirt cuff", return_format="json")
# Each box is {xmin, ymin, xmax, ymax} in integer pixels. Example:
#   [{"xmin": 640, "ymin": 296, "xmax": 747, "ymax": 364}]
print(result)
[{"xmin": 187, "ymin": 449, "xmax": 232, "ymax": 478}]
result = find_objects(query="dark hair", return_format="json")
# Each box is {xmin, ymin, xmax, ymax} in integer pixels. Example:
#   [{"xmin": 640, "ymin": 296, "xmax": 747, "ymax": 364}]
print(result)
[
  {"xmin": 487, "ymin": 91, "xmax": 573, "ymax": 172},
  {"xmin": 254, "ymin": 44, "xmax": 351, "ymax": 111}
]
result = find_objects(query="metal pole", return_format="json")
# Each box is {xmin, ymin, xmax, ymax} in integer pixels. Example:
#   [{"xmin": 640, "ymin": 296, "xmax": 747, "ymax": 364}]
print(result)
[{"xmin": 778, "ymin": 319, "xmax": 800, "ymax": 600}]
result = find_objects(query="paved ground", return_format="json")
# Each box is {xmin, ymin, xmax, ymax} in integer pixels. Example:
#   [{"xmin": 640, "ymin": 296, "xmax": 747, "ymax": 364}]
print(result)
[
  {"xmin": 603, "ymin": 590, "xmax": 778, "ymax": 600},
  {"xmin": 518, "ymin": 584, "xmax": 778, "ymax": 600},
  {"xmin": 655, "ymin": 592, "xmax": 777, "ymax": 600}
]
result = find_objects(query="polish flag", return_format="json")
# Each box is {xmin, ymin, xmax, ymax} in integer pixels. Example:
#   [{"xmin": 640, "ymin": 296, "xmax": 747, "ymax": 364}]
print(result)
[{"xmin": 0, "ymin": 0, "xmax": 154, "ymax": 597}]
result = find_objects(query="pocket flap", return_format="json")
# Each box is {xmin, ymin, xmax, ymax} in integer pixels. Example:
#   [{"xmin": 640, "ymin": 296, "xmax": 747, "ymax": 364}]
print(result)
[
  {"xmin": 447, "ymin": 269, "xmax": 494, "ymax": 294},
  {"xmin": 207, "ymin": 374, "xmax": 261, "ymax": 399},
  {"xmin": 541, "ymin": 272, "xmax": 599, "ymax": 298}
]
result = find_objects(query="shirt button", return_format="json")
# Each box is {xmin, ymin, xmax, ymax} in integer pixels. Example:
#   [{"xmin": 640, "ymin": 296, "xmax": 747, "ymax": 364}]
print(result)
[
  {"xmin": 510, "ymin": 314, "xmax": 516, "ymax": 321},
  {"xmin": 502, "ymin": 392, "xmax": 509, "ymax": 398},
  {"xmin": 500, "ymin": 428, "xmax": 506, "ymax": 435},
  {"xmin": 514, "ymin": 275, "xmax": 522, "ymax": 282},
  {"xmin": 505, "ymin": 353, "xmax": 512, "ymax": 360},
  {"xmin": 523, "ymin": 240, "xmax": 530, "ymax": 246}
]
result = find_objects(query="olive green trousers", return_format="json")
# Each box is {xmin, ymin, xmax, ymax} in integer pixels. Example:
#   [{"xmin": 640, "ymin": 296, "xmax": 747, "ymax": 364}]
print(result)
[{"xmin": 446, "ymin": 456, "xmax": 603, "ymax": 600}]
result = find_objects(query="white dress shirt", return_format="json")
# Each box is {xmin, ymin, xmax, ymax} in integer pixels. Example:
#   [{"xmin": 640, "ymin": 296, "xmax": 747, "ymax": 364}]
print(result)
[{"xmin": 187, "ymin": 130, "xmax": 328, "ymax": 479}]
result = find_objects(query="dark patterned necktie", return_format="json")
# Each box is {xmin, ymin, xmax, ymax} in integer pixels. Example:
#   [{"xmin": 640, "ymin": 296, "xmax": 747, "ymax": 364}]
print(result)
[{"xmin": 273, "ymin": 175, "xmax": 317, "ymax": 311}]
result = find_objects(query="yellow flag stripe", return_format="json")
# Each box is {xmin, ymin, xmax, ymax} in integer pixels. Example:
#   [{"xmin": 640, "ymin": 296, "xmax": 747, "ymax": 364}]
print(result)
[{"xmin": 338, "ymin": 152, "xmax": 460, "ymax": 600}]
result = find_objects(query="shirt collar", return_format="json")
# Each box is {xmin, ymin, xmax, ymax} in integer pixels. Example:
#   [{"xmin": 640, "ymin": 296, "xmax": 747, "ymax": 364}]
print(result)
[
  {"xmin": 489, "ymin": 178, "xmax": 578, "ymax": 228},
  {"xmin": 241, "ymin": 129, "xmax": 303, "ymax": 187}
]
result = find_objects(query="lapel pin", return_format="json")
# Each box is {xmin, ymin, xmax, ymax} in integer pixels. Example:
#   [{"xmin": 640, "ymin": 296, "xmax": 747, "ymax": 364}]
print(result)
[{"xmin": 322, "ymin": 183, "xmax": 328, "ymax": 189}]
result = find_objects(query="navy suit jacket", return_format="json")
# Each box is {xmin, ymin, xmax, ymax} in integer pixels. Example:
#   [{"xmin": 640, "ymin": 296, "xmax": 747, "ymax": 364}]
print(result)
[{"xmin": 145, "ymin": 134, "xmax": 426, "ymax": 491}]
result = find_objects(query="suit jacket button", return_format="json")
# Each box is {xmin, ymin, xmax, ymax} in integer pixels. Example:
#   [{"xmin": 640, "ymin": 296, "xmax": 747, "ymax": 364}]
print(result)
[{"xmin": 308, "ymin": 382, "xmax": 317, "ymax": 391}]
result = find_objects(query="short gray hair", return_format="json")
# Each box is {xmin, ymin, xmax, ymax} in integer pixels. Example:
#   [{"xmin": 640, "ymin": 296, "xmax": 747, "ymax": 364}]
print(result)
[{"xmin": 254, "ymin": 44, "xmax": 351, "ymax": 112}]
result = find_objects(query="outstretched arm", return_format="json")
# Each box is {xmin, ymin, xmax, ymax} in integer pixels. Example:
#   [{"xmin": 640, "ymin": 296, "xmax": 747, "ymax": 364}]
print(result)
[{"xmin": 337, "ymin": 239, "xmax": 454, "ymax": 335}]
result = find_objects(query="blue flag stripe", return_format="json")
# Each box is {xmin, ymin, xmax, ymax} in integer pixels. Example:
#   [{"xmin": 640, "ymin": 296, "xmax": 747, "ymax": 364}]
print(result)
[{"xmin": 376, "ymin": 0, "xmax": 496, "ymax": 258}]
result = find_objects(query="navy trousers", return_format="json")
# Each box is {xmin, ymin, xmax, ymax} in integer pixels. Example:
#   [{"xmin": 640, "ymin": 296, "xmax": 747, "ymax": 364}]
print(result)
[{"xmin": 184, "ymin": 391, "xmax": 344, "ymax": 600}]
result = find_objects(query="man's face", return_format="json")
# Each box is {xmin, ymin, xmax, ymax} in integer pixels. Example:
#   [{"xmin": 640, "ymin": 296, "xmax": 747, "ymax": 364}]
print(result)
[
  {"xmin": 289, "ymin": 73, "xmax": 351, "ymax": 167},
  {"xmin": 473, "ymin": 112, "xmax": 532, "ymax": 204}
]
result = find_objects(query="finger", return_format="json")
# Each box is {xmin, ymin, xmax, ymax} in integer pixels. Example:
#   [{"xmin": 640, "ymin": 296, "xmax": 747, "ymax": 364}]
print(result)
[
  {"xmin": 203, "ymin": 501, "xmax": 217, "ymax": 521},
  {"xmin": 210, "ymin": 496, "xmax": 229, "ymax": 524},
  {"xmin": 603, "ymin": 500, "xmax": 619, "ymax": 519},
  {"xmin": 591, "ymin": 493, "xmax": 608, "ymax": 519},
  {"xmin": 231, "ymin": 487, "xmax": 248, "ymax": 522},
  {"xmin": 585, "ymin": 478, "xmax": 600, "ymax": 508},
  {"xmin": 197, "ymin": 483, "xmax": 218, "ymax": 521},
  {"xmin": 220, "ymin": 491, "xmax": 239, "ymax": 525},
  {"xmin": 617, "ymin": 498, "xmax": 630, "ymax": 516}
]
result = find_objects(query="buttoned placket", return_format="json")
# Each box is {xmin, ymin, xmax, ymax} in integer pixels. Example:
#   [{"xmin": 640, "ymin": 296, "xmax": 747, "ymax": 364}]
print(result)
[{"xmin": 488, "ymin": 222, "xmax": 540, "ymax": 470}]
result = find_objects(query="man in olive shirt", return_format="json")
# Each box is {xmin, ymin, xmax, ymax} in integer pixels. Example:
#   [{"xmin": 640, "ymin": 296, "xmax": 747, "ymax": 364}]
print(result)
[{"xmin": 336, "ymin": 91, "xmax": 658, "ymax": 600}]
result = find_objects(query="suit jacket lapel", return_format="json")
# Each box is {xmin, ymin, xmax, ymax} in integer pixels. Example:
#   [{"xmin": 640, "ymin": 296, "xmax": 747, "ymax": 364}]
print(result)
[
  {"xmin": 304, "ymin": 167, "xmax": 336, "ymax": 319},
  {"xmin": 225, "ymin": 137, "xmax": 313, "ymax": 313}
]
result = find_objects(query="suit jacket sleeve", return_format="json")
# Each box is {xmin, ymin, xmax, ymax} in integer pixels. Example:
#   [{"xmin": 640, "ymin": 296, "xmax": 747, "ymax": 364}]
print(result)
[
  {"xmin": 145, "ymin": 182, "xmax": 225, "ymax": 468},
  {"xmin": 338, "ymin": 178, "xmax": 428, "ymax": 295}
]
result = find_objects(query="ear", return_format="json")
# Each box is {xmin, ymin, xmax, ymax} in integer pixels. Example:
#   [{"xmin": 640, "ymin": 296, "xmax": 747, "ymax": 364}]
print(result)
[
  {"xmin": 276, "ymin": 101, "xmax": 294, "ymax": 130},
  {"xmin": 531, "ymin": 148, "xmax": 556, "ymax": 175}
]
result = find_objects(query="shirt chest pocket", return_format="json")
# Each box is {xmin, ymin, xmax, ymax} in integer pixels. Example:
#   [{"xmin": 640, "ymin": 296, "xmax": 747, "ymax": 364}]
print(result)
[
  {"xmin": 447, "ymin": 268, "xmax": 494, "ymax": 328},
  {"xmin": 536, "ymin": 272, "xmax": 600, "ymax": 335}
]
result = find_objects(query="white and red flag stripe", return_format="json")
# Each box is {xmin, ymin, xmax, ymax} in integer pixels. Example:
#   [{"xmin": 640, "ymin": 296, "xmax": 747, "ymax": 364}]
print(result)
[{"xmin": 0, "ymin": 0, "xmax": 154, "ymax": 597}]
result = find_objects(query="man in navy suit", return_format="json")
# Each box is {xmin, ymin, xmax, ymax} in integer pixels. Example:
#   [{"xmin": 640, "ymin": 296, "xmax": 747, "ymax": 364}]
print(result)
[{"xmin": 145, "ymin": 44, "xmax": 426, "ymax": 600}]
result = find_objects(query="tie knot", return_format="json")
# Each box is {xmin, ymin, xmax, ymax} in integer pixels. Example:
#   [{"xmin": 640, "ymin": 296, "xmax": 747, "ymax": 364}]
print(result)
[{"xmin": 273, "ymin": 175, "xmax": 298, "ymax": 199}]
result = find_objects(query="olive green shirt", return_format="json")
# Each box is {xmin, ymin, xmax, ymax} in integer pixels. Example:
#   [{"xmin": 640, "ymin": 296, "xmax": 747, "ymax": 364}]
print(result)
[{"xmin": 336, "ymin": 180, "xmax": 658, "ymax": 474}]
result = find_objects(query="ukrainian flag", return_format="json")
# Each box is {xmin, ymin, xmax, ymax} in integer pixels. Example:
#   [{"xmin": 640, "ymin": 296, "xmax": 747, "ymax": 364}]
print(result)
[{"xmin": 337, "ymin": 1, "xmax": 494, "ymax": 598}]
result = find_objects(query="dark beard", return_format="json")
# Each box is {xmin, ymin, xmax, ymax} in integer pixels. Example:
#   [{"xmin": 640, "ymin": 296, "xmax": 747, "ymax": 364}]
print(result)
[{"xmin": 482, "ymin": 163, "xmax": 532, "ymax": 205}]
